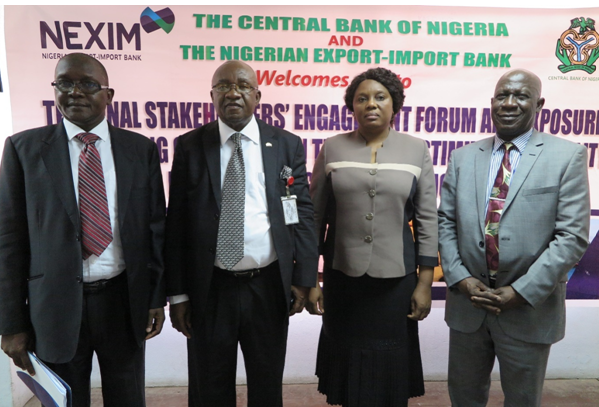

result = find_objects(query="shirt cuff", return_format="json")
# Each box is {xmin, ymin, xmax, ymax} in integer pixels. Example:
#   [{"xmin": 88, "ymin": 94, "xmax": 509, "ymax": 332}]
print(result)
[{"xmin": 169, "ymin": 294, "xmax": 190, "ymax": 304}]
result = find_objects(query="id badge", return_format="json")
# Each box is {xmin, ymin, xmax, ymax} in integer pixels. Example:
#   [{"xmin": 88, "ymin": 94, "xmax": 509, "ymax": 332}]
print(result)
[{"xmin": 281, "ymin": 195, "xmax": 299, "ymax": 225}]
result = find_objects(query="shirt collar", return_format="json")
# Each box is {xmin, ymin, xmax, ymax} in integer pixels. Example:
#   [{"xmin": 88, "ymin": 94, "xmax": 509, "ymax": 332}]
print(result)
[
  {"xmin": 492, "ymin": 128, "xmax": 533, "ymax": 153},
  {"xmin": 218, "ymin": 115, "xmax": 260, "ymax": 146},
  {"xmin": 63, "ymin": 118, "xmax": 110, "ymax": 142}
]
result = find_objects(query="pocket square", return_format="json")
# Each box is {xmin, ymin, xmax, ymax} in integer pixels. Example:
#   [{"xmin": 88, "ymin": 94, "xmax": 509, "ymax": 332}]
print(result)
[{"xmin": 279, "ymin": 165, "xmax": 292, "ymax": 180}]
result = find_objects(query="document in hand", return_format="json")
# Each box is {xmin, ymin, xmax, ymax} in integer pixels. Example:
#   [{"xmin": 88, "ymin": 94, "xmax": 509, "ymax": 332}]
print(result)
[{"xmin": 16, "ymin": 352, "xmax": 72, "ymax": 407}]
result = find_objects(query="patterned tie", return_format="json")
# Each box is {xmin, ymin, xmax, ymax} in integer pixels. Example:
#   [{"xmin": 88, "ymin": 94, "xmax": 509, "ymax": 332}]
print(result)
[
  {"xmin": 485, "ymin": 142, "xmax": 515, "ymax": 278},
  {"xmin": 216, "ymin": 133, "xmax": 245, "ymax": 270},
  {"xmin": 76, "ymin": 133, "xmax": 112, "ymax": 260}
]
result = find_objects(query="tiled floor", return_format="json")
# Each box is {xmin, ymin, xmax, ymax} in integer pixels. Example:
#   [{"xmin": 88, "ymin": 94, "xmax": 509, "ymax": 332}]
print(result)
[{"xmin": 24, "ymin": 379, "xmax": 599, "ymax": 406}]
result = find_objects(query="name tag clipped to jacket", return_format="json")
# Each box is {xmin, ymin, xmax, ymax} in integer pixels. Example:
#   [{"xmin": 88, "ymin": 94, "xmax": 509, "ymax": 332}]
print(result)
[{"xmin": 280, "ymin": 165, "xmax": 299, "ymax": 225}]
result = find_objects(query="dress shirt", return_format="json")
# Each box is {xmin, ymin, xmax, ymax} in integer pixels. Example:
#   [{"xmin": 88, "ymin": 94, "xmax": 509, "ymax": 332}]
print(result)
[
  {"xmin": 64, "ymin": 118, "xmax": 126, "ymax": 282},
  {"xmin": 170, "ymin": 116, "xmax": 276, "ymax": 304},
  {"xmin": 485, "ymin": 128, "xmax": 533, "ymax": 211}
]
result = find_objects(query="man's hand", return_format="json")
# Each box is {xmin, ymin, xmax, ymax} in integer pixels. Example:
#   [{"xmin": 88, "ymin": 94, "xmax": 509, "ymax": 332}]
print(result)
[
  {"xmin": 306, "ymin": 285, "xmax": 324, "ymax": 315},
  {"xmin": 408, "ymin": 282, "xmax": 432, "ymax": 321},
  {"xmin": 145, "ymin": 307, "xmax": 165, "ymax": 340},
  {"xmin": 491, "ymin": 286, "xmax": 528, "ymax": 311},
  {"xmin": 1, "ymin": 332, "xmax": 35, "ymax": 375},
  {"xmin": 458, "ymin": 277, "xmax": 502, "ymax": 315},
  {"xmin": 170, "ymin": 301, "xmax": 192, "ymax": 339},
  {"xmin": 289, "ymin": 285, "xmax": 309, "ymax": 316}
]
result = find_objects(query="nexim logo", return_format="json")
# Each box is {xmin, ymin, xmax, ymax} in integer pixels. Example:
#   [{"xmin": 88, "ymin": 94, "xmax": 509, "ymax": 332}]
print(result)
[
  {"xmin": 556, "ymin": 17, "xmax": 599, "ymax": 74},
  {"xmin": 40, "ymin": 21, "xmax": 141, "ymax": 51},
  {"xmin": 140, "ymin": 7, "xmax": 175, "ymax": 34}
]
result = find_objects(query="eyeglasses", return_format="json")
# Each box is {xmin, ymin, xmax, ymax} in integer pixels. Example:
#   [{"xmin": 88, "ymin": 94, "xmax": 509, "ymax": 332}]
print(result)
[
  {"xmin": 51, "ymin": 80, "xmax": 110, "ymax": 94},
  {"xmin": 211, "ymin": 83, "xmax": 258, "ymax": 94}
]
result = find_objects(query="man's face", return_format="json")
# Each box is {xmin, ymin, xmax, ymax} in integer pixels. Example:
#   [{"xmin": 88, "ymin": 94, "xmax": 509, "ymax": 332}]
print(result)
[
  {"xmin": 491, "ymin": 71, "xmax": 544, "ymax": 141},
  {"xmin": 211, "ymin": 62, "xmax": 261, "ymax": 131},
  {"xmin": 54, "ymin": 56, "xmax": 113, "ymax": 132}
]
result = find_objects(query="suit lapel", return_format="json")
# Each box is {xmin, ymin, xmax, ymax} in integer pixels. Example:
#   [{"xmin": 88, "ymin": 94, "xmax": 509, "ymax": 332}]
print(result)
[
  {"xmin": 475, "ymin": 138, "xmax": 494, "ymax": 234},
  {"xmin": 110, "ymin": 124, "xmax": 136, "ymax": 228},
  {"xmin": 503, "ymin": 131, "xmax": 543, "ymax": 213},
  {"xmin": 258, "ymin": 121, "xmax": 279, "ymax": 209},
  {"xmin": 40, "ymin": 123, "xmax": 79, "ymax": 231},
  {"xmin": 203, "ymin": 126, "xmax": 222, "ymax": 208}
]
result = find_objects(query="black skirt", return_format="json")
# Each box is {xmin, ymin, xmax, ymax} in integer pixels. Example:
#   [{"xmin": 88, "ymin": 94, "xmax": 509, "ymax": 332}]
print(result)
[{"xmin": 315, "ymin": 267, "xmax": 424, "ymax": 407}]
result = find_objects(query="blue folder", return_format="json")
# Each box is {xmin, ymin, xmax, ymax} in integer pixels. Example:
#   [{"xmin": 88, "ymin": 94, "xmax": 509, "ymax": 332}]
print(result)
[{"xmin": 16, "ymin": 352, "xmax": 72, "ymax": 407}]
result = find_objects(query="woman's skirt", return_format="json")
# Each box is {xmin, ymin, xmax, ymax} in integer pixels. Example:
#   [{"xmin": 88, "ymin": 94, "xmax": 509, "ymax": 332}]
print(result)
[{"xmin": 316, "ymin": 267, "xmax": 425, "ymax": 407}]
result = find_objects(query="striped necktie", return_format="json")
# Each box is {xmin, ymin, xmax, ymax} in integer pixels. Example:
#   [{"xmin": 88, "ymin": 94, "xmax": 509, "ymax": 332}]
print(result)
[{"xmin": 76, "ymin": 132, "xmax": 113, "ymax": 260}]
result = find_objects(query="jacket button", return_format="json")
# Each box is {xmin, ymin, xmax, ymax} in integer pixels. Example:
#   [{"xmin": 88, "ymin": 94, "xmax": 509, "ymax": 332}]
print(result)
[
  {"xmin": 369, "ymin": 169, "xmax": 377, "ymax": 175},
  {"xmin": 365, "ymin": 213, "xmax": 373, "ymax": 220},
  {"xmin": 479, "ymin": 241, "xmax": 484, "ymax": 248},
  {"xmin": 364, "ymin": 235, "xmax": 373, "ymax": 243},
  {"xmin": 208, "ymin": 248, "xmax": 215, "ymax": 254},
  {"xmin": 76, "ymin": 276, "xmax": 82, "ymax": 283},
  {"xmin": 214, "ymin": 213, "xmax": 219, "ymax": 220},
  {"xmin": 481, "ymin": 273, "xmax": 487, "ymax": 278},
  {"xmin": 76, "ymin": 234, "xmax": 81, "ymax": 242},
  {"xmin": 369, "ymin": 189, "xmax": 376, "ymax": 198}
]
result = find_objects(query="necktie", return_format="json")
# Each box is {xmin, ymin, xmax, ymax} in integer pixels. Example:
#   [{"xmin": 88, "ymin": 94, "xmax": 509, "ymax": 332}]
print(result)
[
  {"xmin": 216, "ymin": 133, "xmax": 245, "ymax": 270},
  {"xmin": 76, "ymin": 132, "xmax": 112, "ymax": 260},
  {"xmin": 485, "ymin": 142, "xmax": 515, "ymax": 279}
]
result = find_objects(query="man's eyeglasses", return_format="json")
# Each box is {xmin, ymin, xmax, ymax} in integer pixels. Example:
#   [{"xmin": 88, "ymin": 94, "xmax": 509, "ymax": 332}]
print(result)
[
  {"xmin": 212, "ymin": 83, "xmax": 258, "ymax": 94},
  {"xmin": 51, "ymin": 80, "xmax": 110, "ymax": 94}
]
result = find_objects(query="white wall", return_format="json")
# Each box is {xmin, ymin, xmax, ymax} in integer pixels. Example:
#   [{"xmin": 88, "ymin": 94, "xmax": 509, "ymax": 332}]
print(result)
[{"xmin": 86, "ymin": 301, "xmax": 599, "ymax": 389}]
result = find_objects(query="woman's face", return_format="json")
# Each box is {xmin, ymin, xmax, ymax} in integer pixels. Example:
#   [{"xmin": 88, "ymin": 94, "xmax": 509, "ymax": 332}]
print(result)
[{"xmin": 352, "ymin": 79, "xmax": 394, "ymax": 133}]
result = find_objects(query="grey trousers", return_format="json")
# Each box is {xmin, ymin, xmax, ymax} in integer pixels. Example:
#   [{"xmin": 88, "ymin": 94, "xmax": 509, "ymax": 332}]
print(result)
[{"xmin": 448, "ymin": 314, "xmax": 551, "ymax": 407}]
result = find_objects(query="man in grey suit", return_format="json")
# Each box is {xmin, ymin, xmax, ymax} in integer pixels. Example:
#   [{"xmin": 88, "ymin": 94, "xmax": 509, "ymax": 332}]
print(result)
[{"xmin": 438, "ymin": 69, "xmax": 590, "ymax": 406}]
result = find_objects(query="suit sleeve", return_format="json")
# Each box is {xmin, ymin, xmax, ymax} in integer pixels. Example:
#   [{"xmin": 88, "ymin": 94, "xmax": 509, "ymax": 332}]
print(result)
[
  {"xmin": 0, "ymin": 137, "xmax": 32, "ymax": 334},
  {"xmin": 511, "ymin": 145, "xmax": 590, "ymax": 307},
  {"xmin": 413, "ymin": 140, "xmax": 439, "ymax": 267},
  {"xmin": 438, "ymin": 150, "xmax": 475, "ymax": 287},
  {"xmin": 164, "ymin": 137, "xmax": 189, "ymax": 296},
  {"xmin": 147, "ymin": 141, "xmax": 167, "ymax": 308},
  {"xmin": 289, "ymin": 136, "xmax": 319, "ymax": 287}
]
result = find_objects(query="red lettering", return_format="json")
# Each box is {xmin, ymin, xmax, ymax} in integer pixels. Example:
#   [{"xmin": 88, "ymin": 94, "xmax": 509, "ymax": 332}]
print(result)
[{"xmin": 256, "ymin": 69, "xmax": 276, "ymax": 85}]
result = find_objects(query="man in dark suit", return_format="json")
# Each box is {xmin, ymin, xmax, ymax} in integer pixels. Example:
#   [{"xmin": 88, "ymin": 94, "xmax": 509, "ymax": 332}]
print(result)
[
  {"xmin": 438, "ymin": 69, "xmax": 590, "ymax": 406},
  {"xmin": 0, "ymin": 53, "xmax": 166, "ymax": 406},
  {"xmin": 165, "ymin": 60, "xmax": 318, "ymax": 407}
]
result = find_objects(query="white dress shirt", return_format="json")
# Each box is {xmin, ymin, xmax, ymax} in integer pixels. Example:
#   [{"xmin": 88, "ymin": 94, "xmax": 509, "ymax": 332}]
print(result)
[
  {"xmin": 64, "ymin": 118, "xmax": 126, "ymax": 282},
  {"xmin": 170, "ymin": 116, "xmax": 277, "ymax": 304}
]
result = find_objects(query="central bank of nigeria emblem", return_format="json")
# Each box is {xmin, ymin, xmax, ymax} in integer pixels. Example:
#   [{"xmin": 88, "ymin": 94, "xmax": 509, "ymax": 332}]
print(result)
[{"xmin": 556, "ymin": 17, "xmax": 599, "ymax": 74}]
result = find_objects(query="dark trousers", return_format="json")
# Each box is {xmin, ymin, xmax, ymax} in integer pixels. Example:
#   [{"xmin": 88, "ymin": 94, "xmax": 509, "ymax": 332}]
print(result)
[
  {"xmin": 43, "ymin": 272, "xmax": 145, "ymax": 407},
  {"xmin": 188, "ymin": 262, "xmax": 289, "ymax": 407}
]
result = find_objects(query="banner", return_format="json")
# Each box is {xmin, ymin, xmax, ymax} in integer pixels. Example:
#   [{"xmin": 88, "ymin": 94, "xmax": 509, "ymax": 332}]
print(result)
[{"xmin": 4, "ymin": 5, "xmax": 599, "ymax": 296}]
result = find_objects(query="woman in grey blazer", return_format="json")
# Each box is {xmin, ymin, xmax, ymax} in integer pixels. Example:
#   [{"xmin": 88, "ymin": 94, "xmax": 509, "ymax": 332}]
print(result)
[{"xmin": 307, "ymin": 68, "xmax": 438, "ymax": 407}]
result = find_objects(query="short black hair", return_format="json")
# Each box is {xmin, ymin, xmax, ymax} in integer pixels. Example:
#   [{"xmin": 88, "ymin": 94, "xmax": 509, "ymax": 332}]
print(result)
[
  {"xmin": 58, "ymin": 53, "xmax": 109, "ymax": 85},
  {"xmin": 344, "ymin": 67, "xmax": 405, "ymax": 114}
]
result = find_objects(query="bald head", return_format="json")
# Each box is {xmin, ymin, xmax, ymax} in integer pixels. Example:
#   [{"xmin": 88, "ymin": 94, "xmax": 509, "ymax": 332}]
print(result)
[
  {"xmin": 495, "ymin": 69, "xmax": 542, "ymax": 99},
  {"xmin": 491, "ymin": 69, "xmax": 545, "ymax": 141}
]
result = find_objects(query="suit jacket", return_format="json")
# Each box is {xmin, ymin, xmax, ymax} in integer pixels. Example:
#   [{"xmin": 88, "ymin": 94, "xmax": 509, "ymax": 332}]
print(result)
[
  {"xmin": 164, "ymin": 118, "xmax": 318, "ymax": 318},
  {"xmin": 310, "ymin": 129, "xmax": 438, "ymax": 278},
  {"xmin": 438, "ymin": 130, "xmax": 590, "ymax": 344},
  {"xmin": 0, "ymin": 122, "xmax": 166, "ymax": 363}
]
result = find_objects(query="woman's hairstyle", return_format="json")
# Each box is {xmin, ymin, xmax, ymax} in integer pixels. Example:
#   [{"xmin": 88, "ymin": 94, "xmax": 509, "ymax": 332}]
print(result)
[{"xmin": 344, "ymin": 67, "xmax": 405, "ymax": 114}]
